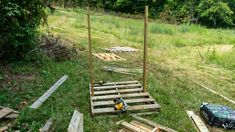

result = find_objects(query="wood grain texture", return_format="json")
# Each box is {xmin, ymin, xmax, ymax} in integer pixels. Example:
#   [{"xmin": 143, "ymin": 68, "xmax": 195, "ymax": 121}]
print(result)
[
  {"xmin": 187, "ymin": 111, "xmax": 209, "ymax": 132},
  {"xmin": 68, "ymin": 110, "xmax": 83, "ymax": 132},
  {"xmin": 30, "ymin": 75, "xmax": 68, "ymax": 109}
]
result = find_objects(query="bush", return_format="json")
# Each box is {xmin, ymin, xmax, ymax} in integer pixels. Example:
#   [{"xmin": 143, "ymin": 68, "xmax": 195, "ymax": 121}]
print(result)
[{"xmin": 0, "ymin": 0, "xmax": 47, "ymax": 60}]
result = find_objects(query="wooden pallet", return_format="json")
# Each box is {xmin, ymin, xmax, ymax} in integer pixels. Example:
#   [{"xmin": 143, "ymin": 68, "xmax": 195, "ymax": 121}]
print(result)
[
  {"xmin": 89, "ymin": 81, "xmax": 160, "ymax": 115},
  {"xmin": 92, "ymin": 53, "xmax": 126, "ymax": 61},
  {"xmin": 105, "ymin": 47, "xmax": 138, "ymax": 53}
]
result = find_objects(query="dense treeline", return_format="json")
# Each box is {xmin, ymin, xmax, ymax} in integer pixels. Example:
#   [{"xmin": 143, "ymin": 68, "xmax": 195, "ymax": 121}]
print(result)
[{"xmin": 56, "ymin": 0, "xmax": 235, "ymax": 27}]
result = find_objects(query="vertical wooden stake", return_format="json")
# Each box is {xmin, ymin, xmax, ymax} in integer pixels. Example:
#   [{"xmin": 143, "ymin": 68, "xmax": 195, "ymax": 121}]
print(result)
[
  {"xmin": 143, "ymin": 6, "xmax": 148, "ymax": 92},
  {"xmin": 87, "ymin": 6, "xmax": 94, "ymax": 96}
]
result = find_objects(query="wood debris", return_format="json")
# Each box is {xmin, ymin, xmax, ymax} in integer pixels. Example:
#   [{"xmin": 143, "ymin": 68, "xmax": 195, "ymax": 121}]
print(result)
[
  {"xmin": 92, "ymin": 53, "xmax": 126, "ymax": 61},
  {"xmin": 105, "ymin": 47, "xmax": 138, "ymax": 53},
  {"xmin": 0, "ymin": 106, "xmax": 19, "ymax": 120},
  {"xmin": 103, "ymin": 66, "xmax": 142, "ymax": 75},
  {"xmin": 117, "ymin": 115, "xmax": 177, "ymax": 132},
  {"xmin": 30, "ymin": 75, "xmax": 68, "ymax": 109},
  {"xmin": 68, "ymin": 110, "xmax": 83, "ymax": 132},
  {"xmin": 39, "ymin": 118, "xmax": 53, "ymax": 132},
  {"xmin": 90, "ymin": 81, "xmax": 160, "ymax": 115},
  {"xmin": 186, "ymin": 111, "xmax": 209, "ymax": 132}
]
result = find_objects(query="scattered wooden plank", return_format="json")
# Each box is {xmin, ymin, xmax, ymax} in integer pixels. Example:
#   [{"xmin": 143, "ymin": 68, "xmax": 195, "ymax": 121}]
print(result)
[
  {"xmin": 93, "ymin": 53, "xmax": 126, "ymax": 61},
  {"xmin": 0, "ymin": 126, "xmax": 8, "ymax": 132},
  {"xmin": 30, "ymin": 75, "xmax": 68, "ymax": 109},
  {"xmin": 93, "ymin": 104, "xmax": 160, "ymax": 114},
  {"xmin": 130, "ymin": 120, "xmax": 153, "ymax": 132},
  {"xmin": 4, "ymin": 113, "xmax": 19, "ymax": 119},
  {"xmin": 68, "ymin": 110, "xmax": 83, "ymax": 132},
  {"xmin": 0, "ymin": 107, "xmax": 13, "ymax": 119},
  {"xmin": 187, "ymin": 111, "xmax": 209, "ymax": 132},
  {"xmin": 121, "ymin": 121, "xmax": 141, "ymax": 132},
  {"xmin": 193, "ymin": 81, "xmax": 235, "ymax": 105},
  {"xmin": 92, "ymin": 98, "xmax": 155, "ymax": 107},
  {"xmin": 39, "ymin": 118, "xmax": 53, "ymax": 132},
  {"xmin": 132, "ymin": 115, "xmax": 177, "ymax": 132},
  {"xmin": 92, "ymin": 93, "xmax": 149, "ymax": 100}
]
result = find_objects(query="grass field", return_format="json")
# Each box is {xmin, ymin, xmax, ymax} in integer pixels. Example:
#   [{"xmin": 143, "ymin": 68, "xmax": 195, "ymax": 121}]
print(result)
[{"xmin": 1, "ymin": 7, "xmax": 235, "ymax": 131}]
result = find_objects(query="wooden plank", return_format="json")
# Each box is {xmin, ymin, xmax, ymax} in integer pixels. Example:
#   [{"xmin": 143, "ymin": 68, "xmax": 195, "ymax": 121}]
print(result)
[
  {"xmin": 187, "ymin": 111, "xmax": 209, "ymax": 132},
  {"xmin": 93, "ymin": 81, "xmax": 139, "ymax": 86},
  {"xmin": 68, "ymin": 110, "xmax": 83, "ymax": 132},
  {"xmin": 121, "ymin": 121, "xmax": 141, "ymax": 132},
  {"xmin": 30, "ymin": 75, "xmax": 68, "ymax": 109},
  {"xmin": 92, "ymin": 93, "xmax": 149, "ymax": 100},
  {"xmin": 94, "ymin": 88, "xmax": 143, "ymax": 95},
  {"xmin": 39, "ymin": 118, "xmax": 53, "ymax": 132},
  {"xmin": 4, "ymin": 113, "xmax": 18, "ymax": 119},
  {"xmin": 92, "ymin": 98, "xmax": 155, "ymax": 107},
  {"xmin": 132, "ymin": 115, "xmax": 177, "ymax": 132},
  {"xmin": 130, "ymin": 120, "xmax": 153, "ymax": 132},
  {"xmin": 0, "ymin": 107, "xmax": 13, "ymax": 119},
  {"xmin": 93, "ymin": 104, "xmax": 160, "ymax": 114},
  {"xmin": 94, "ymin": 84, "xmax": 142, "ymax": 90},
  {"xmin": 0, "ymin": 126, "xmax": 8, "ymax": 132}
]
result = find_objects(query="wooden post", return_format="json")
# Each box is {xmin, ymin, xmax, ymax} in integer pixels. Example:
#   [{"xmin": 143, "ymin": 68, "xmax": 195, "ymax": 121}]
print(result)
[
  {"xmin": 87, "ymin": 6, "xmax": 94, "ymax": 96},
  {"xmin": 143, "ymin": 6, "xmax": 148, "ymax": 92}
]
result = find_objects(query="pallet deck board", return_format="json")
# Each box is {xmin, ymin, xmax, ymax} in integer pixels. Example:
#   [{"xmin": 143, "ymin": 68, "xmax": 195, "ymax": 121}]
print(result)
[
  {"xmin": 92, "ymin": 53, "xmax": 126, "ymax": 61},
  {"xmin": 94, "ymin": 88, "xmax": 143, "ymax": 95},
  {"xmin": 92, "ymin": 98, "xmax": 155, "ymax": 107},
  {"xmin": 94, "ymin": 83, "xmax": 142, "ymax": 90},
  {"xmin": 90, "ymin": 81, "xmax": 160, "ymax": 115}
]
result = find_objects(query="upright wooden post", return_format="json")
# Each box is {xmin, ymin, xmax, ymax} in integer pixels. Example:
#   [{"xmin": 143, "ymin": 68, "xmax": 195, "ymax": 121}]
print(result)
[
  {"xmin": 143, "ymin": 6, "xmax": 148, "ymax": 92},
  {"xmin": 87, "ymin": 6, "xmax": 94, "ymax": 96}
]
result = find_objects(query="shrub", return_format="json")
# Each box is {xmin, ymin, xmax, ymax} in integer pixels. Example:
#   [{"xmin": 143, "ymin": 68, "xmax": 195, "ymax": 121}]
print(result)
[{"xmin": 0, "ymin": 0, "xmax": 47, "ymax": 60}]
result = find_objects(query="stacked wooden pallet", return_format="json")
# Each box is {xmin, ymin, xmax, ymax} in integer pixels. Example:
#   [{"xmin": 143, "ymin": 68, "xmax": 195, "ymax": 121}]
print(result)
[
  {"xmin": 93, "ymin": 53, "xmax": 126, "ymax": 61},
  {"xmin": 118, "ymin": 115, "xmax": 177, "ymax": 132},
  {"xmin": 90, "ymin": 81, "xmax": 161, "ymax": 115}
]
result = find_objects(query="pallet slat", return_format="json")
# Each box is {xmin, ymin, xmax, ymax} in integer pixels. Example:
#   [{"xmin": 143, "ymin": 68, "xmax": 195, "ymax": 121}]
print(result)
[
  {"xmin": 92, "ymin": 98, "xmax": 155, "ymax": 107},
  {"xmin": 92, "ymin": 93, "xmax": 149, "ymax": 100},
  {"xmin": 94, "ymin": 88, "xmax": 143, "ymax": 95},
  {"xmin": 93, "ymin": 104, "xmax": 160, "ymax": 114},
  {"xmin": 94, "ymin": 81, "xmax": 139, "ymax": 86},
  {"xmin": 94, "ymin": 84, "xmax": 142, "ymax": 90}
]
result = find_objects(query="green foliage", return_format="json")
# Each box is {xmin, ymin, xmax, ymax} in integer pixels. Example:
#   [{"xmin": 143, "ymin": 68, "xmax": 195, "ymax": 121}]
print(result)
[
  {"xmin": 0, "ymin": 0, "xmax": 47, "ymax": 60},
  {"xmin": 53, "ymin": 0, "xmax": 235, "ymax": 27},
  {"xmin": 206, "ymin": 48, "xmax": 235, "ymax": 70},
  {"xmin": 197, "ymin": 0, "xmax": 234, "ymax": 27}
]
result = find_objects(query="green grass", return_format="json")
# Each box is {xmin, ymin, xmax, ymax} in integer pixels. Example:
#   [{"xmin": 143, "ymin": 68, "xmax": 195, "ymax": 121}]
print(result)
[{"xmin": 1, "ymin": 7, "xmax": 235, "ymax": 131}]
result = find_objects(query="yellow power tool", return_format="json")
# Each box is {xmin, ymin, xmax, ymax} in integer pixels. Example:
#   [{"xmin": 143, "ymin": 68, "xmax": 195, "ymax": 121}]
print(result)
[{"xmin": 113, "ymin": 98, "xmax": 129, "ymax": 112}]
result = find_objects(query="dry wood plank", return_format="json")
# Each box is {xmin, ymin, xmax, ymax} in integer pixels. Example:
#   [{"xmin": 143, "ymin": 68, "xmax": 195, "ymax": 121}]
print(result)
[
  {"xmin": 4, "ymin": 113, "xmax": 19, "ymax": 119},
  {"xmin": 93, "ymin": 81, "xmax": 139, "ymax": 86},
  {"xmin": 121, "ymin": 121, "xmax": 141, "ymax": 132},
  {"xmin": 92, "ymin": 98, "xmax": 155, "ymax": 107},
  {"xmin": 132, "ymin": 115, "xmax": 177, "ymax": 132},
  {"xmin": 105, "ymin": 47, "xmax": 138, "ymax": 53},
  {"xmin": 68, "ymin": 110, "xmax": 83, "ymax": 132},
  {"xmin": 94, "ymin": 88, "xmax": 143, "ymax": 95},
  {"xmin": 130, "ymin": 120, "xmax": 153, "ymax": 132},
  {"xmin": 187, "ymin": 111, "xmax": 209, "ymax": 132},
  {"xmin": 93, "ymin": 53, "xmax": 125, "ymax": 61},
  {"xmin": 93, "ymin": 104, "xmax": 160, "ymax": 114},
  {"xmin": 0, "ymin": 107, "xmax": 13, "ymax": 119},
  {"xmin": 0, "ymin": 126, "xmax": 8, "ymax": 132},
  {"xmin": 0, "ymin": 106, "xmax": 19, "ymax": 114},
  {"xmin": 39, "ymin": 118, "xmax": 53, "ymax": 132},
  {"xmin": 92, "ymin": 93, "xmax": 149, "ymax": 100},
  {"xmin": 94, "ymin": 84, "xmax": 142, "ymax": 90},
  {"xmin": 30, "ymin": 75, "xmax": 68, "ymax": 109}
]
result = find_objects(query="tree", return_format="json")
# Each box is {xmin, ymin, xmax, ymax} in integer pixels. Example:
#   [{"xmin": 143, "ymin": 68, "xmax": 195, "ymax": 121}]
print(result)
[
  {"xmin": 0, "ymin": 0, "xmax": 47, "ymax": 60},
  {"xmin": 197, "ymin": 0, "xmax": 233, "ymax": 27}
]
